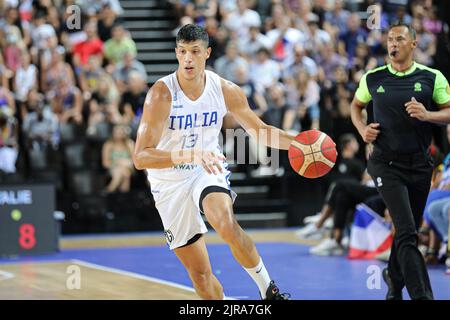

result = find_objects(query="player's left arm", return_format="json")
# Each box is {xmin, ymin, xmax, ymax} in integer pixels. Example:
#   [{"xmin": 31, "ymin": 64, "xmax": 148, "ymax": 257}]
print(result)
[
  {"xmin": 221, "ymin": 78, "xmax": 296, "ymax": 150},
  {"xmin": 406, "ymin": 71, "xmax": 450, "ymax": 123}
]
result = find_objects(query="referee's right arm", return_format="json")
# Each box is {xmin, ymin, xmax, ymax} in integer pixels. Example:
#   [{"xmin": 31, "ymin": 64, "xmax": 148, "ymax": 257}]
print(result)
[{"xmin": 351, "ymin": 73, "xmax": 380, "ymax": 143}]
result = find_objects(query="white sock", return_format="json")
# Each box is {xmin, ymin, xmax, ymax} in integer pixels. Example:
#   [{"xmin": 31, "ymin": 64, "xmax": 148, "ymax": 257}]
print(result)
[{"xmin": 243, "ymin": 258, "xmax": 271, "ymax": 299}]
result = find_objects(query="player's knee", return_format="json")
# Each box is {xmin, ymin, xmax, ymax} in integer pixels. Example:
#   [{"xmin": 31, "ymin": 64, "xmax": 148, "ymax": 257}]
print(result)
[
  {"xmin": 215, "ymin": 218, "xmax": 240, "ymax": 243},
  {"xmin": 189, "ymin": 268, "xmax": 213, "ymax": 290}
]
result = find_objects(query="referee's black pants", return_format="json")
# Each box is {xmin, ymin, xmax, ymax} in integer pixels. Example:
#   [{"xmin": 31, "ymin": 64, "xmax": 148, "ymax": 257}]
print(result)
[{"xmin": 367, "ymin": 148, "xmax": 434, "ymax": 300}]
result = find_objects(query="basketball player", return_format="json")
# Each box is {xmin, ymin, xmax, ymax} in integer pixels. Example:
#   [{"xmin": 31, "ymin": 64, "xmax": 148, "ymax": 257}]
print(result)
[{"xmin": 133, "ymin": 24, "xmax": 295, "ymax": 300}]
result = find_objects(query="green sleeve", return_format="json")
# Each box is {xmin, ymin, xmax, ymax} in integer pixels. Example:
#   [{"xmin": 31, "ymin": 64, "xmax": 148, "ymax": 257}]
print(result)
[
  {"xmin": 355, "ymin": 73, "xmax": 372, "ymax": 104},
  {"xmin": 433, "ymin": 70, "xmax": 450, "ymax": 105},
  {"xmin": 103, "ymin": 40, "xmax": 112, "ymax": 60}
]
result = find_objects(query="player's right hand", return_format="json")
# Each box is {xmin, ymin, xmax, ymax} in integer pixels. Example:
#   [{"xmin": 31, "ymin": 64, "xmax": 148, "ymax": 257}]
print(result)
[
  {"xmin": 193, "ymin": 150, "xmax": 226, "ymax": 175},
  {"xmin": 361, "ymin": 123, "xmax": 380, "ymax": 143}
]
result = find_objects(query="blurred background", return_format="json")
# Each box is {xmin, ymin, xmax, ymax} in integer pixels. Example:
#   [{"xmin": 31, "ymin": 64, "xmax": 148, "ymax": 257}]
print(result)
[{"xmin": 0, "ymin": 0, "xmax": 449, "ymax": 237}]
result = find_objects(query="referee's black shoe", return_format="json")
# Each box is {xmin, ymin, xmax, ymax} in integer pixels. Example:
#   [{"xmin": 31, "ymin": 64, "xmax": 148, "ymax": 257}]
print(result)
[
  {"xmin": 382, "ymin": 268, "xmax": 403, "ymax": 300},
  {"xmin": 263, "ymin": 280, "xmax": 291, "ymax": 300}
]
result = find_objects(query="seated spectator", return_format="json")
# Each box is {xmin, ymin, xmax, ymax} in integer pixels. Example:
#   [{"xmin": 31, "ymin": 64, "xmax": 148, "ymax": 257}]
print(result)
[
  {"xmin": 223, "ymin": 64, "xmax": 267, "ymax": 157},
  {"xmin": 0, "ymin": 63, "xmax": 12, "ymax": 89},
  {"xmin": 185, "ymin": 0, "xmax": 218, "ymax": 27},
  {"xmin": 292, "ymin": 0, "xmax": 312, "ymax": 36},
  {"xmin": 113, "ymin": 52, "xmax": 147, "ymax": 93},
  {"xmin": 266, "ymin": 16, "xmax": 306, "ymax": 65},
  {"xmin": 250, "ymin": 83, "xmax": 294, "ymax": 177},
  {"xmin": 292, "ymin": 69, "xmax": 321, "ymax": 130},
  {"xmin": 249, "ymin": 47, "xmax": 280, "ymax": 94},
  {"xmin": 303, "ymin": 13, "xmax": 331, "ymax": 53},
  {"xmin": 423, "ymin": 7, "xmax": 442, "ymax": 35},
  {"xmin": 29, "ymin": 9, "xmax": 58, "ymax": 63},
  {"xmin": 322, "ymin": 66, "xmax": 354, "ymax": 122},
  {"xmin": 283, "ymin": 44, "xmax": 318, "ymax": 80},
  {"xmin": 235, "ymin": 64, "xmax": 267, "ymax": 117},
  {"xmin": 0, "ymin": 85, "xmax": 15, "ymax": 117},
  {"xmin": 223, "ymin": 0, "xmax": 261, "ymax": 40},
  {"xmin": 0, "ymin": 5, "xmax": 30, "ymax": 49},
  {"xmin": 77, "ymin": 0, "xmax": 124, "ymax": 16},
  {"xmin": 389, "ymin": 5, "xmax": 412, "ymax": 25},
  {"xmin": 22, "ymin": 90, "xmax": 59, "ymax": 151},
  {"xmin": 172, "ymin": 15, "xmax": 195, "ymax": 37},
  {"xmin": 2, "ymin": 30, "xmax": 23, "ymax": 73},
  {"xmin": 214, "ymin": 42, "xmax": 248, "ymax": 83},
  {"xmin": 14, "ymin": 50, "xmax": 37, "ymax": 109},
  {"xmin": 41, "ymin": 45, "xmax": 75, "ymax": 92},
  {"xmin": 207, "ymin": 25, "xmax": 229, "ymax": 67},
  {"xmin": 412, "ymin": 18, "xmax": 436, "ymax": 66},
  {"xmin": 338, "ymin": 13, "xmax": 367, "ymax": 60},
  {"xmin": 104, "ymin": 24, "xmax": 137, "ymax": 67},
  {"xmin": 79, "ymin": 54, "xmax": 104, "ymax": 101},
  {"xmin": 307, "ymin": 174, "xmax": 381, "ymax": 256},
  {"xmin": 49, "ymin": 78, "xmax": 83, "ymax": 124},
  {"xmin": 97, "ymin": 2, "xmax": 122, "ymax": 42},
  {"xmin": 237, "ymin": 25, "xmax": 271, "ymax": 60},
  {"xmin": 87, "ymin": 73, "xmax": 122, "ymax": 136},
  {"xmin": 315, "ymin": 43, "xmax": 348, "ymax": 87},
  {"xmin": 102, "ymin": 124, "xmax": 134, "ymax": 193},
  {"xmin": 296, "ymin": 134, "xmax": 369, "ymax": 240},
  {"xmin": 420, "ymin": 125, "xmax": 450, "ymax": 264},
  {"xmin": 0, "ymin": 111, "xmax": 18, "ymax": 174},
  {"xmin": 323, "ymin": 0, "xmax": 350, "ymax": 37},
  {"xmin": 425, "ymin": 197, "xmax": 449, "ymax": 263},
  {"xmin": 120, "ymin": 71, "xmax": 147, "ymax": 127},
  {"xmin": 72, "ymin": 20, "xmax": 104, "ymax": 71},
  {"xmin": 350, "ymin": 43, "xmax": 378, "ymax": 81}
]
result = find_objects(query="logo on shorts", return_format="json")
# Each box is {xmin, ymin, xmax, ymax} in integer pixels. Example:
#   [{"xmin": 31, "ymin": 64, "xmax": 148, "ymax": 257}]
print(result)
[
  {"xmin": 165, "ymin": 229, "xmax": 174, "ymax": 244},
  {"xmin": 376, "ymin": 177, "xmax": 383, "ymax": 187}
]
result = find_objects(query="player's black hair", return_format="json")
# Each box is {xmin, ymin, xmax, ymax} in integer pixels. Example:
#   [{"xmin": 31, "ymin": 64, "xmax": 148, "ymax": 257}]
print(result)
[
  {"xmin": 176, "ymin": 24, "xmax": 209, "ymax": 47},
  {"xmin": 388, "ymin": 22, "xmax": 416, "ymax": 40}
]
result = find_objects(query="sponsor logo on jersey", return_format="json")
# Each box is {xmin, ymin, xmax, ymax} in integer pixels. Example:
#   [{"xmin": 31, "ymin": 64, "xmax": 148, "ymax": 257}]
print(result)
[
  {"xmin": 376, "ymin": 85, "xmax": 385, "ymax": 93},
  {"xmin": 173, "ymin": 164, "xmax": 198, "ymax": 170},
  {"xmin": 414, "ymin": 82, "xmax": 422, "ymax": 92}
]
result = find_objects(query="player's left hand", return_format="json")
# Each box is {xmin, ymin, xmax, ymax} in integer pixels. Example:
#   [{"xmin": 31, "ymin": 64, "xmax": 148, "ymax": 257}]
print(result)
[{"xmin": 405, "ymin": 97, "xmax": 429, "ymax": 121}]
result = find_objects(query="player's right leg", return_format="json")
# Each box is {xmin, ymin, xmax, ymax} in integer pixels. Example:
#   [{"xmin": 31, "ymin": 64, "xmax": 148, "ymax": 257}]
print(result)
[{"xmin": 174, "ymin": 235, "xmax": 224, "ymax": 300}]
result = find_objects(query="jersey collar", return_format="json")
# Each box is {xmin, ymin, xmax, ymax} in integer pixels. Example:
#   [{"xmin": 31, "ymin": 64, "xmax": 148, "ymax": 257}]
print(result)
[{"xmin": 387, "ymin": 61, "xmax": 417, "ymax": 77}]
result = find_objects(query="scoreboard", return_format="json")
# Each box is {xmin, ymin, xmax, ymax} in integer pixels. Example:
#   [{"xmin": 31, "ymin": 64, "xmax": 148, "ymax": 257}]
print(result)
[{"xmin": 0, "ymin": 184, "xmax": 59, "ymax": 256}]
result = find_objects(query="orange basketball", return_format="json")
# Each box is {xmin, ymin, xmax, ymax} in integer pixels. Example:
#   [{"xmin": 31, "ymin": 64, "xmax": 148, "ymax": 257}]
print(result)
[{"xmin": 288, "ymin": 130, "xmax": 337, "ymax": 179}]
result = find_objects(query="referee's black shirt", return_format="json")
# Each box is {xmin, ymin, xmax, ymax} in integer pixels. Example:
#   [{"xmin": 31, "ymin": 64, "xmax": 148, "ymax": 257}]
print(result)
[{"xmin": 355, "ymin": 62, "xmax": 450, "ymax": 154}]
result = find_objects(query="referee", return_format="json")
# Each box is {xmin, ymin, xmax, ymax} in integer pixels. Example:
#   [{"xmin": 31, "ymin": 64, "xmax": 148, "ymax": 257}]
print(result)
[{"xmin": 351, "ymin": 23, "xmax": 450, "ymax": 300}]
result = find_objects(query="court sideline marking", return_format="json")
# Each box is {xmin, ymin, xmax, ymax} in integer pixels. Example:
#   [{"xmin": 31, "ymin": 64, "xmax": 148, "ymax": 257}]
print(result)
[
  {"xmin": 0, "ymin": 270, "xmax": 15, "ymax": 281},
  {"xmin": 70, "ymin": 259, "xmax": 238, "ymax": 299}
]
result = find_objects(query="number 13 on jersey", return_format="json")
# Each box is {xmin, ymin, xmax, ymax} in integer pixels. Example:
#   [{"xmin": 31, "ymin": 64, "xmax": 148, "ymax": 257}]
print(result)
[{"xmin": 181, "ymin": 133, "xmax": 199, "ymax": 148}]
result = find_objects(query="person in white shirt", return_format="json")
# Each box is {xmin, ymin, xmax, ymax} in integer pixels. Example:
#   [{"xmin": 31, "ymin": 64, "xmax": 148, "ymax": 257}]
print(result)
[
  {"xmin": 237, "ymin": 25, "xmax": 272, "ymax": 60},
  {"xmin": 214, "ymin": 42, "xmax": 248, "ymax": 83},
  {"xmin": 249, "ymin": 47, "xmax": 281, "ymax": 94},
  {"xmin": 266, "ymin": 16, "xmax": 306, "ymax": 65},
  {"xmin": 223, "ymin": 0, "xmax": 261, "ymax": 40}
]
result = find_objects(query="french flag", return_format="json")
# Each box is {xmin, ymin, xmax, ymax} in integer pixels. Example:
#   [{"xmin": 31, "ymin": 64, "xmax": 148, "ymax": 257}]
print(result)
[{"xmin": 348, "ymin": 204, "xmax": 393, "ymax": 260}]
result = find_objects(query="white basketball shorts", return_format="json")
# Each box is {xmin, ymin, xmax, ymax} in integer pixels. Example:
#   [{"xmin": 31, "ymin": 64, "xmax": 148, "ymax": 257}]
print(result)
[{"xmin": 148, "ymin": 167, "xmax": 237, "ymax": 250}]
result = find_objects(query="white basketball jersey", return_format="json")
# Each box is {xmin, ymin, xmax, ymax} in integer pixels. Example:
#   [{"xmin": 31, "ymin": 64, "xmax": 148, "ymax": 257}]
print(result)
[{"xmin": 146, "ymin": 70, "xmax": 228, "ymax": 181}]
